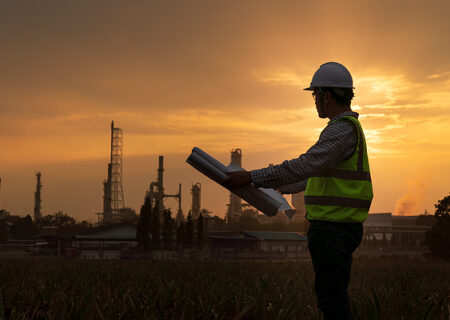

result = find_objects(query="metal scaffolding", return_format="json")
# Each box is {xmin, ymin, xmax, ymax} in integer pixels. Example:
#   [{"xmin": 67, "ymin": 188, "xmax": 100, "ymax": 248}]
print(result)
[
  {"xmin": 102, "ymin": 121, "xmax": 125, "ymax": 223},
  {"xmin": 110, "ymin": 121, "xmax": 125, "ymax": 215}
]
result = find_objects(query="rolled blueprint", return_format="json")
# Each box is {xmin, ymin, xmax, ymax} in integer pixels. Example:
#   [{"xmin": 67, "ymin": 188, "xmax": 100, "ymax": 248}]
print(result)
[{"xmin": 186, "ymin": 147, "xmax": 296, "ymax": 218}]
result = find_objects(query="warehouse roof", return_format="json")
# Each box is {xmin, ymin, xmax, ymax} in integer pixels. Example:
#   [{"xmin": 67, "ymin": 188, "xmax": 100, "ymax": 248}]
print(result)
[
  {"xmin": 74, "ymin": 224, "xmax": 137, "ymax": 240},
  {"xmin": 243, "ymin": 231, "xmax": 306, "ymax": 241}
]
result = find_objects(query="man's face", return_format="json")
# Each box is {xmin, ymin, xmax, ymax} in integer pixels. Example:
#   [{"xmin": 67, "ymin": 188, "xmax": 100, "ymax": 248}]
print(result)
[{"xmin": 313, "ymin": 89, "xmax": 328, "ymax": 118}]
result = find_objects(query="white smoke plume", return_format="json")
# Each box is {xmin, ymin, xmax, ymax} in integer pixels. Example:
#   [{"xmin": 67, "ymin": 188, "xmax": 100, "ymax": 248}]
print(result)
[{"xmin": 394, "ymin": 179, "xmax": 424, "ymax": 216}]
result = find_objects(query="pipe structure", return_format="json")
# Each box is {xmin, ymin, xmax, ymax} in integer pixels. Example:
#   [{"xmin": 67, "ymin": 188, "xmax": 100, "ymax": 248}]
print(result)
[{"xmin": 148, "ymin": 156, "xmax": 182, "ymax": 221}]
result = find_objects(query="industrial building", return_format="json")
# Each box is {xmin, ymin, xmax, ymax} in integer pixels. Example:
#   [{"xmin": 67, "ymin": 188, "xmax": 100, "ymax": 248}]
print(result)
[
  {"xmin": 209, "ymin": 231, "xmax": 308, "ymax": 260},
  {"xmin": 71, "ymin": 224, "xmax": 138, "ymax": 259},
  {"xmin": 360, "ymin": 212, "xmax": 431, "ymax": 256}
]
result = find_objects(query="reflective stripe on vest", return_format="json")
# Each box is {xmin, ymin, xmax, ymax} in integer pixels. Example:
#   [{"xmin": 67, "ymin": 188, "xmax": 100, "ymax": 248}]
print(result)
[
  {"xmin": 305, "ymin": 196, "xmax": 371, "ymax": 209},
  {"xmin": 304, "ymin": 116, "xmax": 373, "ymax": 223}
]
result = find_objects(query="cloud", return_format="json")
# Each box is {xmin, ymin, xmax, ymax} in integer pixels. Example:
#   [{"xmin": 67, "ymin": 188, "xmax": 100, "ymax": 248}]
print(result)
[{"xmin": 254, "ymin": 69, "xmax": 309, "ymax": 87}]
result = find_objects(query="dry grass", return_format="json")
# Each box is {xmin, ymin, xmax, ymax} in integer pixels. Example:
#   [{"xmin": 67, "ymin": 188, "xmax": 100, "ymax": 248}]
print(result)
[{"xmin": 0, "ymin": 258, "xmax": 448, "ymax": 319}]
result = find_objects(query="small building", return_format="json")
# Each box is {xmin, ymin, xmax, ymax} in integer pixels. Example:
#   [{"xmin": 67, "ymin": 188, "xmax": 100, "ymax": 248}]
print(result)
[
  {"xmin": 209, "ymin": 231, "xmax": 308, "ymax": 260},
  {"xmin": 392, "ymin": 215, "xmax": 421, "ymax": 226},
  {"xmin": 359, "ymin": 213, "xmax": 431, "ymax": 255},
  {"xmin": 364, "ymin": 212, "xmax": 392, "ymax": 227},
  {"xmin": 71, "ymin": 224, "xmax": 138, "ymax": 259}
]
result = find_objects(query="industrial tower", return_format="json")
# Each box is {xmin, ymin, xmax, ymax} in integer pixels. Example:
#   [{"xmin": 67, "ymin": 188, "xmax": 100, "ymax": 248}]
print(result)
[
  {"xmin": 226, "ymin": 148, "xmax": 243, "ymax": 221},
  {"xmin": 102, "ymin": 121, "xmax": 125, "ymax": 223},
  {"xmin": 0, "ymin": 177, "xmax": 2, "ymax": 211},
  {"xmin": 147, "ymin": 156, "xmax": 182, "ymax": 222},
  {"xmin": 34, "ymin": 172, "xmax": 42, "ymax": 222},
  {"xmin": 191, "ymin": 183, "xmax": 201, "ymax": 219}
]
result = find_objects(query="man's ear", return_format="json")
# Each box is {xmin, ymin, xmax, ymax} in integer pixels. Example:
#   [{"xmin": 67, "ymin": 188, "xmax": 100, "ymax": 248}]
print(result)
[{"xmin": 324, "ymin": 91, "xmax": 331, "ymax": 103}]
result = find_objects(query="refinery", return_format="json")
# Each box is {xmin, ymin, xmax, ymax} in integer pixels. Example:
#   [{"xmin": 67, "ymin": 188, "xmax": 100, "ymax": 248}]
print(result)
[{"xmin": 0, "ymin": 121, "xmax": 437, "ymax": 260}]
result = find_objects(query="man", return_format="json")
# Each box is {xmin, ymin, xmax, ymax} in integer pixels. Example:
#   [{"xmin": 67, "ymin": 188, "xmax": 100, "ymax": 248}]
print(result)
[{"xmin": 223, "ymin": 62, "xmax": 373, "ymax": 320}]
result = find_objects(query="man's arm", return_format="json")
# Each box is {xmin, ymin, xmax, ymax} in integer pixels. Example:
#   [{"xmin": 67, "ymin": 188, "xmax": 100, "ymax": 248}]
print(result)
[
  {"xmin": 250, "ymin": 119, "xmax": 357, "ymax": 189},
  {"xmin": 276, "ymin": 180, "xmax": 307, "ymax": 194}
]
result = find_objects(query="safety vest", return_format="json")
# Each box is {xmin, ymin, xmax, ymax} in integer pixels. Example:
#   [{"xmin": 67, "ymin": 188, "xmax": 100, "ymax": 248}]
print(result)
[{"xmin": 305, "ymin": 116, "xmax": 373, "ymax": 223}]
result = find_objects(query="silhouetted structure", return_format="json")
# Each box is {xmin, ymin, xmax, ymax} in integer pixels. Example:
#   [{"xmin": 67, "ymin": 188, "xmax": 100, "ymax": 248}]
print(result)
[
  {"xmin": 191, "ymin": 183, "xmax": 201, "ymax": 219},
  {"xmin": 227, "ymin": 149, "xmax": 242, "ymax": 221},
  {"xmin": 147, "ymin": 156, "xmax": 183, "ymax": 222},
  {"xmin": 34, "ymin": 172, "xmax": 42, "ymax": 223},
  {"xmin": 101, "ymin": 121, "xmax": 125, "ymax": 223}
]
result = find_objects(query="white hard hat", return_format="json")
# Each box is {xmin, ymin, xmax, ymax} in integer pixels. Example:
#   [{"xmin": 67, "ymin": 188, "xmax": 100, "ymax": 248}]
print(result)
[{"xmin": 304, "ymin": 62, "xmax": 354, "ymax": 91}]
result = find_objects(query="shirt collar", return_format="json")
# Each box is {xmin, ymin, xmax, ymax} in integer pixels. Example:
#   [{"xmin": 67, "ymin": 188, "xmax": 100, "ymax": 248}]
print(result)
[{"xmin": 328, "ymin": 111, "xmax": 359, "ymax": 124}]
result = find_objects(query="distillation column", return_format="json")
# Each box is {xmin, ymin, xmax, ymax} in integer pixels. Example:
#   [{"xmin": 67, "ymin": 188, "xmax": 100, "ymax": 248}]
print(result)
[
  {"xmin": 34, "ymin": 172, "xmax": 42, "ymax": 222},
  {"xmin": 191, "ymin": 183, "xmax": 201, "ymax": 219},
  {"xmin": 148, "ymin": 156, "xmax": 182, "ymax": 221},
  {"xmin": 227, "ymin": 149, "xmax": 243, "ymax": 221}
]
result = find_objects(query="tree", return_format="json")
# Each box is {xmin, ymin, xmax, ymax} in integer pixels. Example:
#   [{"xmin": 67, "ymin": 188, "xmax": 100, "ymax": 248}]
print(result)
[
  {"xmin": 0, "ymin": 219, "xmax": 9, "ymax": 242},
  {"xmin": 40, "ymin": 211, "xmax": 76, "ymax": 227},
  {"xmin": 197, "ymin": 213, "xmax": 204, "ymax": 248},
  {"xmin": 434, "ymin": 194, "xmax": 450, "ymax": 218},
  {"xmin": 0, "ymin": 209, "xmax": 10, "ymax": 217},
  {"xmin": 150, "ymin": 202, "xmax": 161, "ymax": 249},
  {"xmin": 162, "ymin": 208, "xmax": 174, "ymax": 249},
  {"xmin": 238, "ymin": 214, "xmax": 260, "ymax": 230},
  {"xmin": 137, "ymin": 197, "xmax": 152, "ymax": 251},
  {"xmin": 9, "ymin": 215, "xmax": 38, "ymax": 239},
  {"xmin": 185, "ymin": 211, "xmax": 193, "ymax": 248},
  {"xmin": 415, "ymin": 210, "xmax": 436, "ymax": 226},
  {"xmin": 118, "ymin": 207, "xmax": 139, "ymax": 223},
  {"xmin": 425, "ymin": 193, "xmax": 450, "ymax": 260},
  {"xmin": 210, "ymin": 216, "xmax": 226, "ymax": 231},
  {"xmin": 176, "ymin": 222, "xmax": 185, "ymax": 249}
]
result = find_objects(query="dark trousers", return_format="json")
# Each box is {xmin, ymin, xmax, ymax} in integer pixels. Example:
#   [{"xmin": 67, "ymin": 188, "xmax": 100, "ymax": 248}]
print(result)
[{"xmin": 307, "ymin": 220, "xmax": 363, "ymax": 320}]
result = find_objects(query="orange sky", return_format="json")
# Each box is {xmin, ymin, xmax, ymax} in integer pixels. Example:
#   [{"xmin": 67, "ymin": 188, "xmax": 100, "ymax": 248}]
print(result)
[{"xmin": 1, "ymin": 1, "xmax": 449, "ymax": 221}]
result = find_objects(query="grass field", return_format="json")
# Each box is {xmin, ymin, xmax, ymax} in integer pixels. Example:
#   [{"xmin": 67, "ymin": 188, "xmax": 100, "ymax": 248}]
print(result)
[{"xmin": 0, "ymin": 258, "xmax": 448, "ymax": 319}]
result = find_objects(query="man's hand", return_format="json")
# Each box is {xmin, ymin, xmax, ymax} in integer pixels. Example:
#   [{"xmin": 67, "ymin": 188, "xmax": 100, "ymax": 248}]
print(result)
[{"xmin": 222, "ymin": 171, "xmax": 252, "ymax": 189}]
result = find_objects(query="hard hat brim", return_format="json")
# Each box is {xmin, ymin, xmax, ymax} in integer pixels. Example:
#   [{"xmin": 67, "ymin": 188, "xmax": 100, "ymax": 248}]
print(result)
[{"xmin": 303, "ymin": 85, "xmax": 354, "ymax": 91}]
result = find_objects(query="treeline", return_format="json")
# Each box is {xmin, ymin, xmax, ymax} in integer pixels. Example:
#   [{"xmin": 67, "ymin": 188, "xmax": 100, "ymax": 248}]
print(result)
[
  {"xmin": 0, "ymin": 210, "xmax": 94, "ymax": 241},
  {"xmin": 425, "ymin": 193, "xmax": 450, "ymax": 260},
  {"xmin": 136, "ymin": 197, "xmax": 204, "ymax": 251},
  {"xmin": 135, "ymin": 196, "xmax": 309, "ymax": 252}
]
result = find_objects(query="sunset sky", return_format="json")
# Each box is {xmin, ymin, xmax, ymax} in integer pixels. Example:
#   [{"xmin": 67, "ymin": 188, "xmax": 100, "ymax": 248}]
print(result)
[{"xmin": 1, "ymin": 1, "xmax": 449, "ymax": 221}]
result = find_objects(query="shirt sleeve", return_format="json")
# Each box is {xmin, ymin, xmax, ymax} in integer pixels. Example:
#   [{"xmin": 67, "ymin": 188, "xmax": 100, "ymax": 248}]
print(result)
[
  {"xmin": 250, "ymin": 119, "xmax": 358, "ymax": 189},
  {"xmin": 276, "ymin": 180, "xmax": 307, "ymax": 194}
]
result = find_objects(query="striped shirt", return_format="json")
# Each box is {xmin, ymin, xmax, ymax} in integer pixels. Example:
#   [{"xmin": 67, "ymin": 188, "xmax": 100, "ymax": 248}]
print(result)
[{"xmin": 250, "ymin": 111, "xmax": 359, "ymax": 194}]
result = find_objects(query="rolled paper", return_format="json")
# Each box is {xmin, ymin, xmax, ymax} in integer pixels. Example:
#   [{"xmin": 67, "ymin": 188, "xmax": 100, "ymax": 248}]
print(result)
[{"xmin": 186, "ymin": 147, "xmax": 296, "ymax": 218}]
